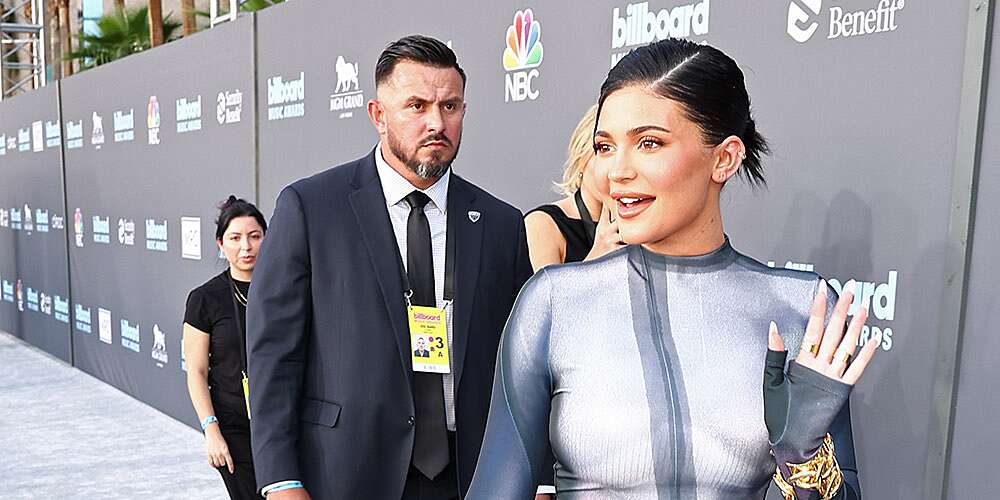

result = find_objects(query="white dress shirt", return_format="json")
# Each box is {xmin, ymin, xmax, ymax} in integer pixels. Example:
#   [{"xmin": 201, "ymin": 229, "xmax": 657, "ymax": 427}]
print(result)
[{"xmin": 375, "ymin": 143, "xmax": 457, "ymax": 432}]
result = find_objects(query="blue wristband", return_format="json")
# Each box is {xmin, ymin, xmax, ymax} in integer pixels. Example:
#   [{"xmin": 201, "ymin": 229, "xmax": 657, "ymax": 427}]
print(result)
[
  {"xmin": 268, "ymin": 481, "xmax": 304, "ymax": 493},
  {"xmin": 201, "ymin": 415, "xmax": 218, "ymax": 430}
]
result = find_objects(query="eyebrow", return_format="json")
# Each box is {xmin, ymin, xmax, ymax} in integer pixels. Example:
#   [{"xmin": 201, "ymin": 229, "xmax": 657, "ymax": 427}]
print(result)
[{"xmin": 594, "ymin": 125, "xmax": 671, "ymax": 139}]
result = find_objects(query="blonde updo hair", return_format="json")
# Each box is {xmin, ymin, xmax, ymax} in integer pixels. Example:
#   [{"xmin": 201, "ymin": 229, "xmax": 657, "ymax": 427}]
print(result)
[{"xmin": 554, "ymin": 104, "xmax": 599, "ymax": 196}]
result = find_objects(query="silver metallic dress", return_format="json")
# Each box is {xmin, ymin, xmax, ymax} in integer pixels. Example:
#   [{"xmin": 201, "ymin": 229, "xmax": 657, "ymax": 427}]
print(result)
[{"xmin": 468, "ymin": 240, "xmax": 860, "ymax": 499}]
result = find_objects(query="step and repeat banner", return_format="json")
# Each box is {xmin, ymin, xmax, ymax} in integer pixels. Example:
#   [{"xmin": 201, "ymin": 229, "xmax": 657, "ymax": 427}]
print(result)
[
  {"xmin": 60, "ymin": 16, "xmax": 255, "ymax": 424},
  {"xmin": 0, "ymin": 84, "xmax": 72, "ymax": 362},
  {"xmin": 0, "ymin": 0, "xmax": 991, "ymax": 497}
]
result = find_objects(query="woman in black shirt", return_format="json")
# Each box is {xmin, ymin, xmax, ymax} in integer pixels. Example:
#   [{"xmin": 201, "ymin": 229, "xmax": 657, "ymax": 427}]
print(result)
[
  {"xmin": 524, "ymin": 105, "xmax": 624, "ymax": 271},
  {"xmin": 183, "ymin": 196, "xmax": 267, "ymax": 500}
]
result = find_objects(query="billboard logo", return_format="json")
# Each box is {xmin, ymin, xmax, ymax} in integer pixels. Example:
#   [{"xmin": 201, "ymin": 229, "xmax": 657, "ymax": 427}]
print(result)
[
  {"xmin": 118, "ymin": 218, "xmax": 135, "ymax": 246},
  {"xmin": 45, "ymin": 120, "xmax": 61, "ymax": 148},
  {"xmin": 91, "ymin": 112, "xmax": 105, "ymax": 147},
  {"xmin": 176, "ymin": 95, "xmax": 203, "ymax": 133},
  {"xmin": 1, "ymin": 279, "xmax": 12, "ymax": 302},
  {"xmin": 503, "ymin": 9, "xmax": 544, "ymax": 103},
  {"xmin": 147, "ymin": 96, "xmax": 161, "ymax": 145},
  {"xmin": 31, "ymin": 120, "xmax": 44, "ymax": 152},
  {"xmin": 18, "ymin": 127, "xmax": 30, "ymax": 152},
  {"xmin": 331, "ymin": 56, "xmax": 364, "ymax": 119},
  {"xmin": 113, "ymin": 108, "xmax": 135, "ymax": 142},
  {"xmin": 145, "ymin": 218, "xmax": 168, "ymax": 252},
  {"xmin": 66, "ymin": 120, "xmax": 84, "ymax": 149},
  {"xmin": 98, "ymin": 308, "xmax": 112, "ymax": 344},
  {"xmin": 74, "ymin": 208, "xmax": 84, "ymax": 247},
  {"xmin": 10, "ymin": 207, "xmax": 21, "ymax": 230},
  {"xmin": 217, "ymin": 90, "xmax": 243, "ymax": 125},
  {"xmin": 611, "ymin": 1, "xmax": 710, "ymax": 66},
  {"xmin": 36, "ymin": 209, "xmax": 49, "ymax": 233},
  {"xmin": 54, "ymin": 295, "xmax": 70, "ymax": 323},
  {"xmin": 120, "ymin": 317, "xmax": 140, "ymax": 353},
  {"xmin": 267, "ymin": 72, "xmax": 306, "ymax": 121},
  {"xmin": 75, "ymin": 304, "xmax": 92, "ymax": 333},
  {"xmin": 26, "ymin": 287, "xmax": 39, "ymax": 312},
  {"xmin": 787, "ymin": 0, "xmax": 905, "ymax": 43},
  {"xmin": 92, "ymin": 215, "xmax": 111, "ymax": 244},
  {"xmin": 152, "ymin": 324, "xmax": 169, "ymax": 367},
  {"xmin": 181, "ymin": 216, "xmax": 202, "ymax": 260}
]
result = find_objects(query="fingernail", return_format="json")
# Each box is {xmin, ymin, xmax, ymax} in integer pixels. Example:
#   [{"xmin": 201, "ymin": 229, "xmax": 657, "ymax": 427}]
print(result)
[
  {"xmin": 845, "ymin": 279, "xmax": 857, "ymax": 296},
  {"xmin": 769, "ymin": 320, "xmax": 777, "ymax": 333}
]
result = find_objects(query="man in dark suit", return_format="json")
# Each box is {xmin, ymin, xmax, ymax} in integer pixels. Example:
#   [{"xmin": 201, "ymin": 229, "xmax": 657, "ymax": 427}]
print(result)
[{"xmin": 246, "ymin": 35, "xmax": 534, "ymax": 500}]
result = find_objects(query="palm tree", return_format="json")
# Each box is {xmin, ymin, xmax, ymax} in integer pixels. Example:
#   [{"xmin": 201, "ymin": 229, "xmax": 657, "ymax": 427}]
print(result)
[{"xmin": 66, "ymin": 6, "xmax": 181, "ymax": 70}]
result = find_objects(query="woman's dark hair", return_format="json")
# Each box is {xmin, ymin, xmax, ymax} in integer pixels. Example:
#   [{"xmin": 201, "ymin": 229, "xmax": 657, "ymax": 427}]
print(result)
[
  {"xmin": 596, "ymin": 38, "xmax": 768, "ymax": 186},
  {"xmin": 375, "ymin": 34, "xmax": 467, "ymax": 88},
  {"xmin": 215, "ymin": 195, "xmax": 267, "ymax": 240}
]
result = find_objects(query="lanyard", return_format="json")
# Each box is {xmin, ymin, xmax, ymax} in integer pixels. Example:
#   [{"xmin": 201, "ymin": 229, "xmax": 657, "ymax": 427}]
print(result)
[
  {"xmin": 399, "ymin": 218, "xmax": 456, "ymax": 305},
  {"xmin": 574, "ymin": 190, "xmax": 597, "ymax": 246}
]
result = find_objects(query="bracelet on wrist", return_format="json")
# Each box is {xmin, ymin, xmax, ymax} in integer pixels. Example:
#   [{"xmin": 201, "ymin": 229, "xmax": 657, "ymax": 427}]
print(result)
[
  {"xmin": 773, "ymin": 433, "xmax": 843, "ymax": 500},
  {"xmin": 200, "ymin": 415, "xmax": 219, "ymax": 431}
]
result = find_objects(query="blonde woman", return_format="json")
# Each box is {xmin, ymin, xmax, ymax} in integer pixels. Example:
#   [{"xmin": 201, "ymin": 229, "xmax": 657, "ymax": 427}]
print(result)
[{"xmin": 524, "ymin": 105, "xmax": 624, "ymax": 271}]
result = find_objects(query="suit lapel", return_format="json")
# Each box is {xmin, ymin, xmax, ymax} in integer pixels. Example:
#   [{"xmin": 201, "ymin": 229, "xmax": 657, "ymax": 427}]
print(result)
[
  {"xmin": 348, "ymin": 154, "xmax": 413, "ymax": 391},
  {"xmin": 448, "ymin": 176, "xmax": 482, "ymax": 386}
]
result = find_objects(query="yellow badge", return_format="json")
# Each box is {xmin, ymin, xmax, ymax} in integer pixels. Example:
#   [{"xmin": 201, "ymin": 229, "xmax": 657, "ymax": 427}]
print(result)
[
  {"xmin": 242, "ymin": 373, "xmax": 251, "ymax": 420},
  {"xmin": 408, "ymin": 305, "xmax": 450, "ymax": 373}
]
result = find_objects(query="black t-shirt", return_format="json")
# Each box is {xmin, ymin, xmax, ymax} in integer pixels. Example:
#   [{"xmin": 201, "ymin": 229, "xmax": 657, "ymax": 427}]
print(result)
[{"xmin": 184, "ymin": 270, "xmax": 250, "ymax": 424}]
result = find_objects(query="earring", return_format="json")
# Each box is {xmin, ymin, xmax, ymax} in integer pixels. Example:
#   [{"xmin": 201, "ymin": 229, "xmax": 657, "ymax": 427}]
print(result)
[{"xmin": 739, "ymin": 150, "xmax": 747, "ymax": 160}]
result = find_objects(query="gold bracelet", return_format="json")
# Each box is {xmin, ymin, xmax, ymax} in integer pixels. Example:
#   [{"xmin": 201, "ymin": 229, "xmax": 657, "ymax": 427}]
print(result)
[{"xmin": 772, "ymin": 434, "xmax": 843, "ymax": 500}]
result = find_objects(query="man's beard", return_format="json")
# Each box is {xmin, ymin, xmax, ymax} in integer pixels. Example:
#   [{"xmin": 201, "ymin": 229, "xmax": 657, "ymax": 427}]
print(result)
[{"xmin": 386, "ymin": 129, "xmax": 461, "ymax": 180}]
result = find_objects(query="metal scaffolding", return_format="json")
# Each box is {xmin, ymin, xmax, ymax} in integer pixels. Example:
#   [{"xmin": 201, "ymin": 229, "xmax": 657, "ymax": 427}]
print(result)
[{"xmin": 0, "ymin": 0, "xmax": 45, "ymax": 101}]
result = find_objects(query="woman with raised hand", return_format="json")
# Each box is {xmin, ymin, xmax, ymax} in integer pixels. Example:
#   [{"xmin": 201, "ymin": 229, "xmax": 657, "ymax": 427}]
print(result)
[
  {"xmin": 183, "ymin": 196, "xmax": 267, "ymax": 499},
  {"xmin": 524, "ymin": 104, "xmax": 623, "ymax": 271},
  {"xmin": 469, "ymin": 38, "xmax": 876, "ymax": 499}
]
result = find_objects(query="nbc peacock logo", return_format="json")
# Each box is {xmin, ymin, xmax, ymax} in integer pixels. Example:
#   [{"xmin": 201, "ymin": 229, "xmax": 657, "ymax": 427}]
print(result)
[{"xmin": 503, "ymin": 8, "xmax": 543, "ymax": 103}]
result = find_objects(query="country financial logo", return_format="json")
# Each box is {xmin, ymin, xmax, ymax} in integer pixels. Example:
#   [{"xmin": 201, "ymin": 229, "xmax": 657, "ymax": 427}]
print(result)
[
  {"xmin": 113, "ymin": 108, "xmax": 135, "ymax": 143},
  {"xmin": 152, "ymin": 324, "xmax": 169, "ymax": 367},
  {"xmin": 74, "ymin": 208, "xmax": 85, "ymax": 247},
  {"xmin": 0, "ymin": 208, "xmax": 8, "ymax": 227},
  {"xmin": 611, "ymin": 0, "xmax": 710, "ymax": 67},
  {"xmin": 331, "ymin": 56, "xmax": 364, "ymax": 119},
  {"xmin": 91, "ymin": 112, "xmax": 105, "ymax": 147},
  {"xmin": 267, "ymin": 72, "xmax": 306, "ymax": 121},
  {"xmin": 75, "ymin": 303, "xmax": 92, "ymax": 333},
  {"xmin": 787, "ymin": 0, "xmax": 904, "ymax": 43},
  {"xmin": 118, "ymin": 218, "xmax": 135, "ymax": 246},
  {"xmin": 503, "ymin": 9, "xmax": 544, "ymax": 103},
  {"xmin": 176, "ymin": 95, "xmax": 203, "ymax": 133},
  {"xmin": 181, "ymin": 216, "xmax": 201, "ymax": 260},
  {"xmin": 120, "ymin": 317, "xmax": 140, "ymax": 353},
  {"xmin": 51, "ymin": 213, "xmax": 64, "ymax": 230},
  {"xmin": 147, "ymin": 96, "xmax": 161, "ymax": 145},
  {"xmin": 45, "ymin": 120, "xmax": 61, "ymax": 148},
  {"xmin": 98, "ymin": 307, "xmax": 113, "ymax": 344},
  {"xmin": 39, "ymin": 292, "xmax": 52, "ymax": 315},
  {"xmin": 217, "ymin": 90, "xmax": 243, "ymax": 125},
  {"xmin": 31, "ymin": 120, "xmax": 44, "ymax": 152},
  {"xmin": 66, "ymin": 120, "xmax": 84, "ymax": 149}
]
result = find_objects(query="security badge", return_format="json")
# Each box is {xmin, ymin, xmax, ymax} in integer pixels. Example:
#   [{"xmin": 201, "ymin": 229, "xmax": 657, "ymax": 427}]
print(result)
[{"xmin": 408, "ymin": 301, "xmax": 451, "ymax": 373}]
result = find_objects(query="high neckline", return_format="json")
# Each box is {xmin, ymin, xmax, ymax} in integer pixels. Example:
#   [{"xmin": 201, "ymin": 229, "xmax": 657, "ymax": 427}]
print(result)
[{"xmin": 634, "ymin": 236, "xmax": 737, "ymax": 270}]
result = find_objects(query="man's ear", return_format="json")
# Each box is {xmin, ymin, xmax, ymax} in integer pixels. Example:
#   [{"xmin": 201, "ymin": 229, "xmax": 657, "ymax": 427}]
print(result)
[{"xmin": 367, "ymin": 99, "xmax": 386, "ymax": 134}]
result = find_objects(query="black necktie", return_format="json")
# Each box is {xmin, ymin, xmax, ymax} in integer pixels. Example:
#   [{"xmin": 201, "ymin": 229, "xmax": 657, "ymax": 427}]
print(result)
[{"xmin": 405, "ymin": 190, "xmax": 449, "ymax": 479}]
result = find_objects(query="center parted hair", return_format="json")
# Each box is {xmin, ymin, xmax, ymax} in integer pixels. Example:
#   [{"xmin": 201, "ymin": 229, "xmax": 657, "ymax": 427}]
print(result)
[
  {"xmin": 597, "ymin": 38, "xmax": 769, "ymax": 186},
  {"xmin": 375, "ymin": 35, "xmax": 467, "ymax": 88}
]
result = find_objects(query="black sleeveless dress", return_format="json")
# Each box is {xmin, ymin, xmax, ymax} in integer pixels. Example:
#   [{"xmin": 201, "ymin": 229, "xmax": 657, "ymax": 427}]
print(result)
[{"xmin": 526, "ymin": 205, "xmax": 594, "ymax": 263}]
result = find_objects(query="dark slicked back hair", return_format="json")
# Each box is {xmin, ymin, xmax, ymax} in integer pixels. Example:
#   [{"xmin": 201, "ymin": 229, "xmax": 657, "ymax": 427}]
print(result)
[
  {"xmin": 597, "ymin": 38, "xmax": 769, "ymax": 187},
  {"xmin": 215, "ymin": 195, "xmax": 267, "ymax": 240},
  {"xmin": 375, "ymin": 35, "xmax": 467, "ymax": 89}
]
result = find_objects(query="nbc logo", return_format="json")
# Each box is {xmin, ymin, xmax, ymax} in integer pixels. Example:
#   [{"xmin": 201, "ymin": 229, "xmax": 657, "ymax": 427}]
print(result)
[
  {"xmin": 502, "ymin": 9, "xmax": 544, "ymax": 103},
  {"xmin": 787, "ymin": 0, "xmax": 905, "ymax": 43}
]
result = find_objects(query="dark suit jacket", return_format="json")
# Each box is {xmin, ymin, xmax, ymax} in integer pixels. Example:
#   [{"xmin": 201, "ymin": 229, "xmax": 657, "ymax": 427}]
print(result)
[{"xmin": 247, "ymin": 150, "xmax": 533, "ymax": 499}]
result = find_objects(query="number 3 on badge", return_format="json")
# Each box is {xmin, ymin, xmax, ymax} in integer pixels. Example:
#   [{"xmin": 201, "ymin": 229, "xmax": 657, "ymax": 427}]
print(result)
[{"xmin": 408, "ymin": 305, "xmax": 450, "ymax": 373}]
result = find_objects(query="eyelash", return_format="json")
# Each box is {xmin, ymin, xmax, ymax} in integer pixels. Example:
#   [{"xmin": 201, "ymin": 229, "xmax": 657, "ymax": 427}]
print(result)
[{"xmin": 639, "ymin": 137, "xmax": 662, "ymax": 150}]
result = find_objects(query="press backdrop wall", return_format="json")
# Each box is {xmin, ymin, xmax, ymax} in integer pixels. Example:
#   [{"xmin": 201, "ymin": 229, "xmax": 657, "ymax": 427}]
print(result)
[{"xmin": 0, "ymin": 0, "xmax": 994, "ymax": 497}]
